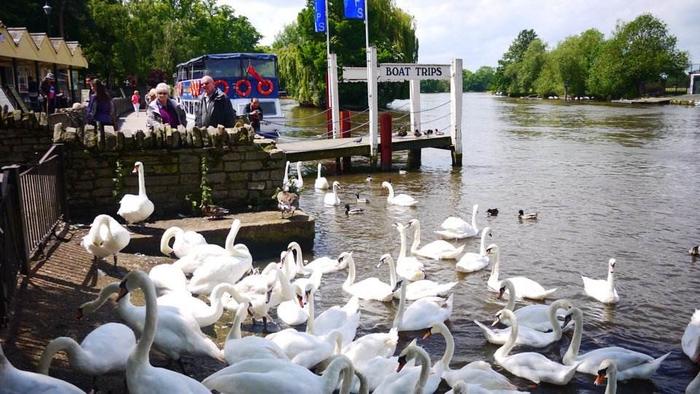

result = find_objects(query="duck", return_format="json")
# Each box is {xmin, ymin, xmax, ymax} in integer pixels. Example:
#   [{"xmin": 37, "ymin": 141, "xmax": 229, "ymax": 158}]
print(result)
[
  {"xmin": 202, "ymin": 355, "xmax": 355, "ymax": 394},
  {"xmin": 355, "ymin": 193, "xmax": 370, "ymax": 203},
  {"xmin": 562, "ymin": 306, "xmax": 670, "ymax": 380},
  {"xmin": 486, "ymin": 208, "xmax": 499, "ymax": 217},
  {"xmin": 485, "ymin": 244, "xmax": 557, "ymax": 300},
  {"xmin": 0, "ymin": 342, "xmax": 84, "ymax": 393},
  {"xmin": 81, "ymin": 214, "xmax": 130, "ymax": 266},
  {"xmin": 342, "ymin": 252, "xmax": 397, "ymax": 302},
  {"xmin": 395, "ymin": 279, "xmax": 453, "ymax": 332},
  {"xmin": 518, "ymin": 209, "xmax": 538, "ymax": 221},
  {"xmin": 78, "ymin": 281, "xmax": 224, "ymax": 366},
  {"xmin": 455, "ymin": 227, "xmax": 492, "ymax": 273},
  {"xmin": 683, "ymin": 310, "xmax": 700, "ymax": 362},
  {"xmin": 381, "ymin": 181, "xmax": 417, "ymax": 206},
  {"xmin": 492, "ymin": 308, "xmax": 579, "ymax": 385},
  {"xmin": 324, "ymin": 181, "xmax": 342, "ymax": 206},
  {"xmin": 690, "ymin": 246, "xmax": 700, "ymax": 256},
  {"xmin": 366, "ymin": 176, "xmax": 373, "ymax": 182},
  {"xmin": 38, "ymin": 323, "xmax": 136, "ymax": 379},
  {"xmin": 276, "ymin": 189, "xmax": 299, "ymax": 218},
  {"xmin": 394, "ymin": 222, "xmax": 425, "ymax": 281},
  {"xmin": 425, "ymin": 322, "xmax": 517, "ymax": 391},
  {"xmin": 473, "ymin": 299, "xmax": 573, "ymax": 347},
  {"xmin": 435, "ymin": 204, "xmax": 479, "ymax": 239},
  {"xmin": 497, "ymin": 279, "xmax": 568, "ymax": 332},
  {"xmin": 201, "ymin": 204, "xmax": 230, "ymax": 220},
  {"xmin": 373, "ymin": 340, "xmax": 441, "ymax": 394},
  {"xmin": 159, "ymin": 226, "xmax": 206, "ymax": 258},
  {"xmin": 582, "ymin": 258, "xmax": 619, "ymax": 304},
  {"xmin": 377, "ymin": 254, "xmax": 456, "ymax": 300},
  {"xmin": 345, "ymin": 204, "xmax": 365, "ymax": 216},
  {"xmin": 173, "ymin": 218, "xmax": 247, "ymax": 274},
  {"xmin": 117, "ymin": 161, "xmax": 154, "ymax": 224},
  {"xmin": 314, "ymin": 163, "xmax": 330, "ymax": 190},
  {"xmin": 224, "ymin": 301, "xmax": 288, "ymax": 365},
  {"xmin": 116, "ymin": 271, "xmax": 213, "ymax": 393},
  {"xmin": 408, "ymin": 218, "xmax": 464, "ymax": 260}
]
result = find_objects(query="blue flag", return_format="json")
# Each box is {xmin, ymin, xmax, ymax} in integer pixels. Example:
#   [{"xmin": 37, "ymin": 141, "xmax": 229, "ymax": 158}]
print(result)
[
  {"xmin": 314, "ymin": 0, "xmax": 326, "ymax": 32},
  {"xmin": 344, "ymin": 0, "xmax": 366, "ymax": 20}
]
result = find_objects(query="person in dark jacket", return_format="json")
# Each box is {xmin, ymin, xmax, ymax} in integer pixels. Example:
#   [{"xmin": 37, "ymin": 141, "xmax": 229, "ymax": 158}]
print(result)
[
  {"xmin": 146, "ymin": 83, "xmax": 186, "ymax": 129},
  {"xmin": 40, "ymin": 72, "xmax": 57, "ymax": 114},
  {"xmin": 195, "ymin": 75, "xmax": 236, "ymax": 128},
  {"xmin": 86, "ymin": 79, "xmax": 114, "ymax": 126},
  {"xmin": 244, "ymin": 98, "xmax": 264, "ymax": 132}
]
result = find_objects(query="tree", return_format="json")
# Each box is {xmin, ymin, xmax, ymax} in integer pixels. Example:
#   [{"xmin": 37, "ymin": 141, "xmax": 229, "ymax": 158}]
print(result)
[
  {"xmin": 494, "ymin": 29, "xmax": 538, "ymax": 95},
  {"xmin": 516, "ymin": 39, "xmax": 547, "ymax": 94},
  {"xmin": 540, "ymin": 29, "xmax": 603, "ymax": 98}
]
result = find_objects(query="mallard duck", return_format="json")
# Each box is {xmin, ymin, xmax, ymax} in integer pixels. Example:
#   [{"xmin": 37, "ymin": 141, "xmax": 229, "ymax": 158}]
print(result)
[
  {"xmin": 486, "ymin": 208, "xmax": 499, "ymax": 216},
  {"xmin": 345, "ymin": 204, "xmax": 364, "ymax": 216},
  {"xmin": 276, "ymin": 190, "xmax": 299, "ymax": 218},
  {"xmin": 201, "ymin": 204, "xmax": 229, "ymax": 220},
  {"xmin": 518, "ymin": 209, "xmax": 538, "ymax": 220},
  {"xmin": 690, "ymin": 246, "xmax": 700, "ymax": 256}
]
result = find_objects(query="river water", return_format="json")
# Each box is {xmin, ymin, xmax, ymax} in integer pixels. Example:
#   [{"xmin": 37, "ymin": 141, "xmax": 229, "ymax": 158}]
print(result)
[{"xmin": 273, "ymin": 93, "xmax": 700, "ymax": 393}]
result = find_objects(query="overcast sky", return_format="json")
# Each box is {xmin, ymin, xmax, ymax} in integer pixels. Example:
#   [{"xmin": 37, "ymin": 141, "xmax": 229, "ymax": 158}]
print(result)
[{"xmin": 223, "ymin": 0, "xmax": 699, "ymax": 71}]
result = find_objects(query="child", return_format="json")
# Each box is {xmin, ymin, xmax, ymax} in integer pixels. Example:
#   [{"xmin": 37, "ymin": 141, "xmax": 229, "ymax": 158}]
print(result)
[{"xmin": 131, "ymin": 90, "xmax": 141, "ymax": 117}]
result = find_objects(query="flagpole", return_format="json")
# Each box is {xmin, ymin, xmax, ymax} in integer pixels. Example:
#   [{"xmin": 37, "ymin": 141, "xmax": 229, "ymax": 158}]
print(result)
[
  {"xmin": 364, "ymin": 0, "xmax": 369, "ymax": 49},
  {"xmin": 325, "ymin": 0, "xmax": 331, "ymax": 57}
]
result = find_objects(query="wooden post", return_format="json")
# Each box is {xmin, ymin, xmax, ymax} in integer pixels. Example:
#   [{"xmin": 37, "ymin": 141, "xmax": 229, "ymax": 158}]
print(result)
[
  {"xmin": 379, "ymin": 112, "xmax": 392, "ymax": 171},
  {"xmin": 450, "ymin": 58, "xmax": 463, "ymax": 167},
  {"xmin": 341, "ymin": 110, "xmax": 352, "ymax": 171},
  {"xmin": 407, "ymin": 149, "xmax": 421, "ymax": 169},
  {"xmin": 325, "ymin": 72, "xmax": 332, "ymax": 139}
]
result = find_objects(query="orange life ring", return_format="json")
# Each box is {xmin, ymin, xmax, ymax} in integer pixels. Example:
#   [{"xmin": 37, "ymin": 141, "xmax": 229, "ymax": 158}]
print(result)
[
  {"xmin": 215, "ymin": 79, "xmax": 229, "ymax": 95},
  {"xmin": 235, "ymin": 79, "xmax": 251, "ymax": 97},
  {"xmin": 190, "ymin": 80, "xmax": 201, "ymax": 97},
  {"xmin": 257, "ymin": 79, "xmax": 274, "ymax": 96}
]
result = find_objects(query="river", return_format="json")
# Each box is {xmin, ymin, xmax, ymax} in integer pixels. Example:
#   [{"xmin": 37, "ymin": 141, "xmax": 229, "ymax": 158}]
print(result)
[{"xmin": 272, "ymin": 93, "xmax": 700, "ymax": 393}]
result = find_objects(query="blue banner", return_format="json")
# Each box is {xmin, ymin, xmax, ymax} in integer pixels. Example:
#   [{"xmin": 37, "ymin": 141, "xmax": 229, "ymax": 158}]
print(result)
[
  {"xmin": 344, "ymin": 0, "xmax": 366, "ymax": 20},
  {"xmin": 314, "ymin": 0, "xmax": 326, "ymax": 32}
]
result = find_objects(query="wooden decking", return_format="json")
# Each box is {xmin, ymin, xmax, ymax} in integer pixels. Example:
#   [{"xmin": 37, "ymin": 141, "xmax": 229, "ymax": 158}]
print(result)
[{"xmin": 277, "ymin": 134, "xmax": 453, "ymax": 162}]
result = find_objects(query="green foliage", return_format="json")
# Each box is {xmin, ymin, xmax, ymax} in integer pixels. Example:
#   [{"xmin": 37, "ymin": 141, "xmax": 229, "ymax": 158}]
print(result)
[
  {"xmin": 185, "ymin": 155, "xmax": 213, "ymax": 215},
  {"xmin": 272, "ymin": 0, "xmax": 418, "ymax": 108},
  {"xmin": 111, "ymin": 159, "xmax": 125, "ymax": 200},
  {"xmin": 494, "ymin": 29, "xmax": 538, "ymax": 94}
]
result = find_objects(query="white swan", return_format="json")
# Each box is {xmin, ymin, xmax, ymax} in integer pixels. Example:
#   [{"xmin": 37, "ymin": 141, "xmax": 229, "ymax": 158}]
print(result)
[
  {"xmin": 79, "ymin": 282, "xmax": 224, "ymax": 364},
  {"xmin": 562, "ymin": 306, "xmax": 670, "ymax": 380},
  {"xmin": 435, "ymin": 204, "xmax": 478, "ymax": 239},
  {"xmin": 683, "ymin": 309, "xmax": 700, "ymax": 362},
  {"xmin": 117, "ymin": 271, "xmax": 211, "ymax": 394},
  {"xmin": 493, "ymin": 308, "xmax": 579, "ymax": 385},
  {"xmin": 158, "ymin": 282, "xmax": 243, "ymax": 328},
  {"xmin": 305, "ymin": 252, "xmax": 349, "ymax": 275},
  {"xmin": 381, "ymin": 181, "xmax": 417, "ymax": 206},
  {"xmin": 187, "ymin": 236, "xmax": 253, "ymax": 296},
  {"xmin": 315, "ymin": 163, "xmax": 330, "ymax": 190},
  {"xmin": 173, "ymin": 218, "xmax": 244, "ymax": 274},
  {"xmin": 395, "ymin": 279, "xmax": 453, "ymax": 332},
  {"xmin": 688, "ymin": 369, "xmax": 700, "ymax": 394},
  {"xmin": 160, "ymin": 226, "xmax": 206, "ymax": 258},
  {"xmin": 455, "ymin": 227, "xmax": 492, "ymax": 273},
  {"xmin": 266, "ymin": 326, "xmax": 343, "ymax": 369},
  {"xmin": 224, "ymin": 301, "xmax": 288, "ymax": 365},
  {"xmin": 276, "ymin": 281, "xmax": 310, "ymax": 326},
  {"xmin": 426, "ymin": 322, "xmax": 517, "ymax": 391},
  {"xmin": 38, "ymin": 322, "xmax": 135, "ymax": 378},
  {"xmin": 117, "ymin": 161, "xmax": 154, "ymax": 224},
  {"xmin": 394, "ymin": 222, "xmax": 425, "ymax": 281},
  {"xmin": 324, "ymin": 181, "xmax": 342, "ymax": 206},
  {"xmin": 203, "ymin": 355, "xmax": 355, "ymax": 394},
  {"xmin": 282, "ymin": 241, "xmax": 344, "ymax": 277},
  {"xmin": 294, "ymin": 161, "xmax": 304, "ymax": 190},
  {"xmin": 1, "ymin": 343, "xmax": 84, "ymax": 393},
  {"xmin": 582, "ymin": 258, "xmax": 620, "ymax": 304},
  {"xmin": 473, "ymin": 299, "xmax": 573, "ymax": 347},
  {"xmin": 446, "ymin": 380, "xmax": 524, "ymax": 394},
  {"xmin": 81, "ymin": 214, "xmax": 130, "ymax": 266},
  {"xmin": 408, "ymin": 219, "xmax": 464, "ymax": 260},
  {"xmin": 373, "ymin": 341, "xmax": 440, "ymax": 394},
  {"xmin": 498, "ymin": 279, "xmax": 568, "ymax": 332},
  {"xmin": 342, "ymin": 253, "xmax": 397, "ymax": 302},
  {"xmin": 376, "ymin": 255, "xmax": 456, "ymax": 300},
  {"xmin": 594, "ymin": 359, "xmax": 618, "ymax": 394},
  {"xmin": 485, "ymin": 244, "xmax": 557, "ymax": 300},
  {"xmin": 311, "ymin": 293, "xmax": 361, "ymax": 347},
  {"xmin": 148, "ymin": 263, "xmax": 187, "ymax": 296}
]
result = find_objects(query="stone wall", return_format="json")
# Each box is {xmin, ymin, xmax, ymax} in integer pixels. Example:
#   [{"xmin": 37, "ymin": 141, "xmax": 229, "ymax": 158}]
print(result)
[{"xmin": 0, "ymin": 111, "xmax": 51, "ymax": 168}]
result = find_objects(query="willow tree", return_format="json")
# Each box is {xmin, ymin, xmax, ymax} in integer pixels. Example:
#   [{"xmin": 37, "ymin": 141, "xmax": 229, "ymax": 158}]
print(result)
[{"xmin": 272, "ymin": 0, "xmax": 418, "ymax": 107}]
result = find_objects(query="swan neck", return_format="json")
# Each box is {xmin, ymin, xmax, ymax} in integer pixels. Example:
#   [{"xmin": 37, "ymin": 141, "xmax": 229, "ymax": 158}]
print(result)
[
  {"xmin": 293, "ymin": 243, "xmax": 304, "ymax": 272},
  {"xmin": 226, "ymin": 304, "xmax": 246, "ymax": 342},
  {"xmin": 398, "ymin": 227, "xmax": 407, "ymax": 259},
  {"xmin": 81, "ymin": 282, "xmax": 120, "ymax": 314},
  {"xmin": 317, "ymin": 163, "xmax": 322, "ymax": 178},
  {"xmin": 563, "ymin": 309, "xmax": 583, "ymax": 365},
  {"xmin": 487, "ymin": 250, "xmax": 500, "ymax": 284},
  {"xmin": 306, "ymin": 291, "xmax": 315, "ymax": 334},
  {"xmin": 322, "ymin": 356, "xmax": 352, "ymax": 394},
  {"xmin": 504, "ymin": 282, "xmax": 515, "ymax": 311},
  {"xmin": 494, "ymin": 310, "xmax": 517, "ymax": 360},
  {"xmin": 471, "ymin": 205, "xmax": 478, "ymax": 229},
  {"xmin": 479, "ymin": 230, "xmax": 488, "ymax": 255},
  {"xmin": 38, "ymin": 337, "xmax": 81, "ymax": 374},
  {"xmin": 296, "ymin": 163, "xmax": 303, "ymax": 180},
  {"xmin": 414, "ymin": 349, "xmax": 430, "ymax": 394},
  {"xmin": 225, "ymin": 220, "xmax": 241, "ymax": 252},
  {"xmin": 440, "ymin": 326, "xmax": 455, "ymax": 369},
  {"xmin": 344, "ymin": 255, "xmax": 356, "ymax": 289},
  {"xmin": 132, "ymin": 272, "xmax": 159, "ymax": 364},
  {"xmin": 137, "ymin": 164, "xmax": 147, "ymax": 196},
  {"xmin": 549, "ymin": 302, "xmax": 563, "ymax": 338},
  {"xmin": 388, "ymin": 257, "xmax": 397, "ymax": 289},
  {"xmin": 606, "ymin": 366, "xmax": 617, "ymax": 394},
  {"xmin": 159, "ymin": 227, "xmax": 180, "ymax": 255},
  {"xmin": 410, "ymin": 223, "xmax": 421, "ymax": 254},
  {"xmin": 393, "ymin": 281, "xmax": 406, "ymax": 328},
  {"xmin": 386, "ymin": 184, "xmax": 394, "ymax": 200},
  {"xmin": 607, "ymin": 270, "xmax": 615, "ymax": 290}
]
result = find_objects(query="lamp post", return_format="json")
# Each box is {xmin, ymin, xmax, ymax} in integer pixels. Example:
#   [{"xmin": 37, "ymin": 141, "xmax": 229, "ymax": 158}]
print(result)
[{"xmin": 42, "ymin": 1, "xmax": 52, "ymax": 36}]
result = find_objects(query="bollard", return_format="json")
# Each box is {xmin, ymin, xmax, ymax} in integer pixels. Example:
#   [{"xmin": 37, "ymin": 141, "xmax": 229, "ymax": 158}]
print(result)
[
  {"xmin": 379, "ymin": 112, "xmax": 392, "ymax": 171},
  {"xmin": 341, "ymin": 110, "xmax": 352, "ymax": 171}
]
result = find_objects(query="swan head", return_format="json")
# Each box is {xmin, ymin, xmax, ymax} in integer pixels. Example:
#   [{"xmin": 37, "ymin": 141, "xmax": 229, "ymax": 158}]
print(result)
[
  {"xmin": 594, "ymin": 359, "xmax": 617, "ymax": 386},
  {"xmin": 608, "ymin": 258, "xmax": 616, "ymax": 273},
  {"xmin": 332, "ymin": 181, "xmax": 341, "ymax": 189},
  {"xmin": 497, "ymin": 279, "xmax": 513, "ymax": 299},
  {"xmin": 396, "ymin": 339, "xmax": 420, "ymax": 372},
  {"xmin": 365, "ymin": 176, "xmax": 372, "ymax": 182},
  {"xmin": 381, "ymin": 181, "xmax": 392, "ymax": 190},
  {"xmin": 485, "ymin": 244, "xmax": 499, "ymax": 255},
  {"xmin": 392, "ymin": 279, "xmax": 403, "ymax": 292},
  {"xmin": 132, "ymin": 161, "xmax": 143, "ymax": 174},
  {"xmin": 493, "ymin": 308, "xmax": 513, "ymax": 326},
  {"xmin": 407, "ymin": 218, "xmax": 419, "ymax": 228},
  {"xmin": 377, "ymin": 253, "xmax": 393, "ymax": 268}
]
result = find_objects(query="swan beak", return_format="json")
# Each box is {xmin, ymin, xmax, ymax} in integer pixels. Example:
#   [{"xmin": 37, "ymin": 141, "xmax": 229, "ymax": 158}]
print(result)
[
  {"xmin": 76, "ymin": 308, "xmax": 84, "ymax": 320},
  {"xmin": 396, "ymin": 355, "xmax": 407, "ymax": 372},
  {"xmin": 422, "ymin": 329, "xmax": 433, "ymax": 339},
  {"xmin": 132, "ymin": 166, "xmax": 138, "ymax": 174},
  {"xmin": 497, "ymin": 287, "xmax": 506, "ymax": 299},
  {"xmin": 392, "ymin": 280, "xmax": 403, "ymax": 292},
  {"xmin": 594, "ymin": 373, "xmax": 606, "ymax": 386},
  {"xmin": 297, "ymin": 294, "xmax": 305, "ymax": 308},
  {"xmin": 116, "ymin": 286, "xmax": 129, "ymax": 302},
  {"xmin": 491, "ymin": 318, "xmax": 501, "ymax": 327},
  {"xmin": 562, "ymin": 313, "xmax": 573, "ymax": 329}
]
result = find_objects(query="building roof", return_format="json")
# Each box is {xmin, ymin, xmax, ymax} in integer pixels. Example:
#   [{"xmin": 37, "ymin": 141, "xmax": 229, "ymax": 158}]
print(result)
[{"xmin": 0, "ymin": 21, "xmax": 88, "ymax": 68}]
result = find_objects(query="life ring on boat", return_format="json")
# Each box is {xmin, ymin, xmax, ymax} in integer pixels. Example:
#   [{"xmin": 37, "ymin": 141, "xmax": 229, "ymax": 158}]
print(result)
[
  {"xmin": 235, "ymin": 79, "xmax": 251, "ymax": 97},
  {"xmin": 190, "ymin": 80, "xmax": 201, "ymax": 97},
  {"xmin": 215, "ymin": 79, "xmax": 229, "ymax": 95},
  {"xmin": 257, "ymin": 79, "xmax": 274, "ymax": 96}
]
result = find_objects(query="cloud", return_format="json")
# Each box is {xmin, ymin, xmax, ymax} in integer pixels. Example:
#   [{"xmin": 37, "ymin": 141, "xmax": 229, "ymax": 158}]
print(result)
[{"xmin": 220, "ymin": 0, "xmax": 699, "ymax": 71}]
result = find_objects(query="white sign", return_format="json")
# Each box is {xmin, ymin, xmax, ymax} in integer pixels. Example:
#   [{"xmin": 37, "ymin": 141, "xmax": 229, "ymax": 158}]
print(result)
[{"xmin": 341, "ymin": 63, "xmax": 451, "ymax": 82}]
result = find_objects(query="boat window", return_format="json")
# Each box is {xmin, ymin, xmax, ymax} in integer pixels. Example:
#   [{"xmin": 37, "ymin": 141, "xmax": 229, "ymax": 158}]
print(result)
[{"xmin": 205, "ymin": 59, "xmax": 243, "ymax": 78}]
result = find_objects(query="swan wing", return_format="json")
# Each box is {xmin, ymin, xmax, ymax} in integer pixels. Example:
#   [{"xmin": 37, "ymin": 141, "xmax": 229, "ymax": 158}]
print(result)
[
  {"xmin": 507, "ymin": 276, "xmax": 557, "ymax": 300},
  {"xmin": 315, "ymin": 177, "xmax": 330, "ymax": 190},
  {"xmin": 415, "ymin": 240, "xmax": 464, "ymax": 260},
  {"xmin": 575, "ymin": 347, "xmax": 666, "ymax": 378},
  {"xmin": 400, "ymin": 295, "xmax": 453, "ymax": 331},
  {"xmin": 389, "ymin": 194, "xmax": 418, "ymax": 206},
  {"xmin": 2, "ymin": 367, "xmax": 85, "ymax": 393},
  {"xmin": 500, "ymin": 353, "xmax": 577, "ymax": 385},
  {"xmin": 398, "ymin": 280, "xmax": 458, "ymax": 300},
  {"xmin": 456, "ymin": 253, "xmax": 490, "ymax": 272},
  {"xmin": 582, "ymin": 276, "xmax": 619, "ymax": 303},
  {"xmin": 225, "ymin": 336, "xmax": 288, "ymax": 365},
  {"xmin": 79, "ymin": 323, "xmax": 136, "ymax": 374},
  {"xmin": 683, "ymin": 310, "xmax": 700, "ymax": 361},
  {"xmin": 443, "ymin": 363, "xmax": 517, "ymax": 391}
]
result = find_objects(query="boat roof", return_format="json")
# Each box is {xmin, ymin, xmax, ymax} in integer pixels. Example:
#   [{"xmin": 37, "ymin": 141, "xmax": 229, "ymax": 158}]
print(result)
[{"xmin": 177, "ymin": 53, "xmax": 277, "ymax": 68}]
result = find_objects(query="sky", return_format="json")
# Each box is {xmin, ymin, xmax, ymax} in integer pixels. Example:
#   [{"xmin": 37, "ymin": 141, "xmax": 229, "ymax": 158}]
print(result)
[{"xmin": 223, "ymin": 0, "xmax": 699, "ymax": 72}]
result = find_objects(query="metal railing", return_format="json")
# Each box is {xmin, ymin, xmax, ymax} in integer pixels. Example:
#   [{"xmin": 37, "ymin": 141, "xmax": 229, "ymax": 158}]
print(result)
[{"xmin": 0, "ymin": 167, "xmax": 26, "ymax": 327}]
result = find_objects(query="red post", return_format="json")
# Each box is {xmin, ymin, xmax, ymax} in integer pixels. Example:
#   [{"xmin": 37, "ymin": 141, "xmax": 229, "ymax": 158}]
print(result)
[
  {"xmin": 380, "ymin": 112, "xmax": 392, "ymax": 171},
  {"xmin": 341, "ymin": 110, "xmax": 352, "ymax": 170}
]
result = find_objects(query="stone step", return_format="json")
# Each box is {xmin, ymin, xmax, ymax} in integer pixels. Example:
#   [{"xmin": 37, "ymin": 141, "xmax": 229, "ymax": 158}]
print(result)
[{"xmin": 122, "ymin": 210, "xmax": 314, "ymax": 259}]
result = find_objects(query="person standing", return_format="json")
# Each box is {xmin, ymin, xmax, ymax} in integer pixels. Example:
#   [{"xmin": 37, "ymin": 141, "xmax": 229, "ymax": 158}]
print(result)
[
  {"xmin": 147, "ymin": 83, "xmax": 186, "ymax": 129},
  {"xmin": 131, "ymin": 90, "xmax": 141, "ymax": 117},
  {"xmin": 244, "ymin": 98, "xmax": 264, "ymax": 132},
  {"xmin": 195, "ymin": 75, "xmax": 236, "ymax": 128},
  {"xmin": 86, "ymin": 79, "xmax": 114, "ymax": 126},
  {"xmin": 40, "ymin": 73, "xmax": 57, "ymax": 114}
]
